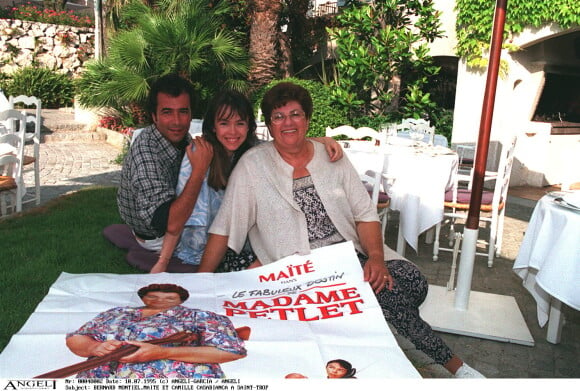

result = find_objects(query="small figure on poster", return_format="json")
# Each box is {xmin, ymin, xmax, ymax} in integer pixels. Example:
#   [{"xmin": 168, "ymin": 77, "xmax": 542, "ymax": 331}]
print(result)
[{"xmin": 284, "ymin": 358, "xmax": 357, "ymax": 379}]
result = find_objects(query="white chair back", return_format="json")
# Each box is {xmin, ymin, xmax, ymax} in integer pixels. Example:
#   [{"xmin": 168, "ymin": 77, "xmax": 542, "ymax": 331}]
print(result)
[
  {"xmin": 256, "ymin": 122, "xmax": 272, "ymax": 141},
  {"xmin": 0, "ymin": 89, "xmax": 9, "ymax": 112},
  {"xmin": 8, "ymin": 95, "xmax": 42, "ymax": 205},
  {"xmin": 0, "ymin": 131, "xmax": 26, "ymax": 214},
  {"xmin": 492, "ymin": 135, "xmax": 518, "ymax": 208},
  {"xmin": 0, "ymin": 110, "xmax": 27, "ymax": 137},
  {"xmin": 397, "ymin": 118, "xmax": 435, "ymax": 145},
  {"xmin": 359, "ymin": 167, "xmax": 391, "ymax": 243},
  {"xmin": 360, "ymin": 170, "xmax": 382, "ymax": 205},
  {"xmin": 325, "ymin": 125, "xmax": 381, "ymax": 143},
  {"xmin": 0, "ymin": 154, "xmax": 22, "ymax": 215},
  {"xmin": 433, "ymin": 135, "xmax": 518, "ymax": 267},
  {"xmin": 9, "ymin": 95, "xmax": 42, "ymax": 141}
]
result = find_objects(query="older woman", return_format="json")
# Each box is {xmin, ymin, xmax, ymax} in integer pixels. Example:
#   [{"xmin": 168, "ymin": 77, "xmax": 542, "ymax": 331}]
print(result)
[
  {"xmin": 66, "ymin": 284, "xmax": 246, "ymax": 378},
  {"xmin": 199, "ymin": 82, "xmax": 484, "ymax": 379}
]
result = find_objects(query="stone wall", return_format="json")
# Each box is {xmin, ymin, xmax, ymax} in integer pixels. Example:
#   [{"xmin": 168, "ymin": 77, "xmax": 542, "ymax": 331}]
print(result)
[{"xmin": 0, "ymin": 18, "xmax": 94, "ymax": 75}]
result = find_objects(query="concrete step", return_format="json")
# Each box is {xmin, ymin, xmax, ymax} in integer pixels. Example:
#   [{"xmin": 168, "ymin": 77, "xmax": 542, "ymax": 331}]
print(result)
[{"xmin": 41, "ymin": 129, "xmax": 107, "ymax": 143}]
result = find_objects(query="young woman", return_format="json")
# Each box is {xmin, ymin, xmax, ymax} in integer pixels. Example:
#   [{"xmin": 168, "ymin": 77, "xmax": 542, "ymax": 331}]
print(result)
[{"xmin": 151, "ymin": 90, "xmax": 342, "ymax": 273}]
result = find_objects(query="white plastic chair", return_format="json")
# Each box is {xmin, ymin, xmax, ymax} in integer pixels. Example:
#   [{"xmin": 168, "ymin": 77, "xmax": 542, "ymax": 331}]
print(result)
[
  {"xmin": 360, "ymin": 169, "xmax": 391, "ymax": 243},
  {"xmin": 0, "ymin": 131, "xmax": 26, "ymax": 215},
  {"xmin": 9, "ymin": 95, "xmax": 42, "ymax": 205},
  {"xmin": 433, "ymin": 136, "xmax": 518, "ymax": 267},
  {"xmin": 454, "ymin": 143, "xmax": 499, "ymax": 189},
  {"xmin": 325, "ymin": 125, "xmax": 382, "ymax": 144},
  {"xmin": 255, "ymin": 122, "xmax": 272, "ymax": 141},
  {"xmin": 397, "ymin": 118, "xmax": 435, "ymax": 145}
]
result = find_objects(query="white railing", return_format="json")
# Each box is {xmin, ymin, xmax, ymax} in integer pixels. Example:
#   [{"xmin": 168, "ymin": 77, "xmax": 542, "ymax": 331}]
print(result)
[{"xmin": 312, "ymin": 1, "xmax": 338, "ymax": 17}]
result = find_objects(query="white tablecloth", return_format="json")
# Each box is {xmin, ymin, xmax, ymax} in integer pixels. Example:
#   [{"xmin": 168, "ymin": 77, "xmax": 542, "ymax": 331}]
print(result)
[
  {"xmin": 344, "ymin": 141, "xmax": 458, "ymax": 252},
  {"xmin": 513, "ymin": 194, "xmax": 580, "ymax": 328}
]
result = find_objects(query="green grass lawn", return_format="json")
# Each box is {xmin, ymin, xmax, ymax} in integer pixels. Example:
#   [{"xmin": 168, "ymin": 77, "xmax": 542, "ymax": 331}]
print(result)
[{"xmin": 0, "ymin": 186, "xmax": 141, "ymax": 352}]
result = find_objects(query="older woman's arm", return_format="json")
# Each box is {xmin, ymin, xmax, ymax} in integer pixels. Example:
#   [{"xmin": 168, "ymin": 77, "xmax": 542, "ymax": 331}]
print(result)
[
  {"xmin": 355, "ymin": 221, "xmax": 394, "ymax": 293},
  {"xmin": 118, "ymin": 342, "xmax": 245, "ymax": 364}
]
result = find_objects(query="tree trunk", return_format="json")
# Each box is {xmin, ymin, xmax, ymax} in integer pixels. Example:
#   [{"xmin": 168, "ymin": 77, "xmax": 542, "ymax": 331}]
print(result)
[
  {"xmin": 43, "ymin": 1, "xmax": 69, "ymax": 11},
  {"xmin": 93, "ymin": 0, "xmax": 105, "ymax": 59},
  {"xmin": 248, "ymin": 0, "xmax": 283, "ymax": 90},
  {"xmin": 283, "ymin": 0, "xmax": 311, "ymax": 77}
]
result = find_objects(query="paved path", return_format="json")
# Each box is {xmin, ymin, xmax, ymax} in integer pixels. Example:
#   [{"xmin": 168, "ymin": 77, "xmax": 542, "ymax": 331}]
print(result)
[
  {"xmin": 22, "ymin": 141, "xmax": 122, "ymax": 208},
  {"xmin": 13, "ymin": 110, "xmax": 580, "ymax": 379}
]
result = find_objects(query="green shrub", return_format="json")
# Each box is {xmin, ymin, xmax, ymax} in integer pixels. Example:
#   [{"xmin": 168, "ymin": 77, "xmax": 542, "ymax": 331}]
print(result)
[
  {"xmin": 2, "ymin": 67, "xmax": 75, "ymax": 108},
  {"xmin": 430, "ymin": 107, "xmax": 454, "ymax": 141},
  {"xmin": 351, "ymin": 113, "xmax": 400, "ymax": 131},
  {"xmin": 252, "ymin": 78, "xmax": 349, "ymax": 138},
  {"xmin": 0, "ymin": 72, "xmax": 11, "ymax": 89}
]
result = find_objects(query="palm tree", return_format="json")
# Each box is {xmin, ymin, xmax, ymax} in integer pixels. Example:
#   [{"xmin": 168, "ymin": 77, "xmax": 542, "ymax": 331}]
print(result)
[
  {"xmin": 76, "ymin": 0, "xmax": 248, "ymax": 119},
  {"xmin": 247, "ymin": 0, "xmax": 283, "ymax": 90}
]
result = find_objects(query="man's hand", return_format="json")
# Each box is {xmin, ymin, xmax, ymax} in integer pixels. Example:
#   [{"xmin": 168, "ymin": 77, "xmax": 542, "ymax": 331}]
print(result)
[
  {"xmin": 150, "ymin": 257, "xmax": 170, "ymax": 274},
  {"xmin": 187, "ymin": 136, "xmax": 214, "ymax": 177}
]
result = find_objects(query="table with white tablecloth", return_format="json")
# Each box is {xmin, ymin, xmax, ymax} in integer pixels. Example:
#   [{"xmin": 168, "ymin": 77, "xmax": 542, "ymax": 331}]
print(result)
[
  {"xmin": 343, "ymin": 140, "xmax": 458, "ymax": 255},
  {"xmin": 513, "ymin": 193, "xmax": 580, "ymax": 344}
]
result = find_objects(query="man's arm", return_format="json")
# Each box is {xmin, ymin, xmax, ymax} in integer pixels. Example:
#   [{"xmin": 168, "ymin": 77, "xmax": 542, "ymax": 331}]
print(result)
[
  {"xmin": 150, "ymin": 137, "xmax": 213, "ymax": 273},
  {"xmin": 310, "ymin": 136, "xmax": 343, "ymax": 162},
  {"xmin": 166, "ymin": 137, "xmax": 213, "ymax": 235}
]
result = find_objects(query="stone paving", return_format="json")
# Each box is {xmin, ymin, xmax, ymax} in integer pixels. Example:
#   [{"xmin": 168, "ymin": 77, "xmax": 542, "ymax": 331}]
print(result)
[{"xmin": 11, "ymin": 110, "xmax": 580, "ymax": 379}]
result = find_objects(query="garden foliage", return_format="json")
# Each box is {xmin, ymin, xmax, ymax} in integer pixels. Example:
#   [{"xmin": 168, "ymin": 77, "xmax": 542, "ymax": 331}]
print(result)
[
  {"xmin": 456, "ymin": 0, "xmax": 580, "ymax": 71},
  {"xmin": 252, "ymin": 77, "xmax": 349, "ymax": 138},
  {"xmin": 75, "ymin": 0, "xmax": 248, "ymax": 120},
  {"xmin": 328, "ymin": 0, "xmax": 442, "ymax": 123},
  {"xmin": 0, "ymin": 67, "xmax": 74, "ymax": 108}
]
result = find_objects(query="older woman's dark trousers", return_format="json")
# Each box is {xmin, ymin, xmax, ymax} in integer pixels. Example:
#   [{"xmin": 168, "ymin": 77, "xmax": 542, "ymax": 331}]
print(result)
[{"xmin": 369, "ymin": 259, "xmax": 454, "ymax": 366}]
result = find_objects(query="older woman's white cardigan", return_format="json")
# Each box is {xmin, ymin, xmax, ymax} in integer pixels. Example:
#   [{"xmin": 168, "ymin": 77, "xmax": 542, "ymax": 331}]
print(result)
[{"xmin": 209, "ymin": 141, "xmax": 400, "ymax": 265}]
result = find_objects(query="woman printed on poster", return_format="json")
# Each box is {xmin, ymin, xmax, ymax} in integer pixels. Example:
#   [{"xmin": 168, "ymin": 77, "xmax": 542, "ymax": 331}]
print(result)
[{"xmin": 65, "ymin": 284, "xmax": 246, "ymax": 378}]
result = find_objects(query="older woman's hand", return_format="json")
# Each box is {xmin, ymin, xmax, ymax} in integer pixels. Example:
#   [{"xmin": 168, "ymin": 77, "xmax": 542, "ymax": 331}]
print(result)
[
  {"xmin": 90, "ymin": 340, "xmax": 124, "ymax": 357},
  {"xmin": 363, "ymin": 257, "xmax": 394, "ymax": 294},
  {"xmin": 119, "ymin": 341, "xmax": 163, "ymax": 363}
]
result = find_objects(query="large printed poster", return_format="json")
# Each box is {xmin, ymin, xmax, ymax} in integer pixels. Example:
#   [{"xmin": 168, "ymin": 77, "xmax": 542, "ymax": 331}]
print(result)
[{"xmin": 0, "ymin": 242, "xmax": 419, "ymax": 379}]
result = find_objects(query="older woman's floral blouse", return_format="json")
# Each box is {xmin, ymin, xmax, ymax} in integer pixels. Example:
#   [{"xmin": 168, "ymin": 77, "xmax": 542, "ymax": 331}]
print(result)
[{"xmin": 67, "ymin": 305, "xmax": 246, "ymax": 378}]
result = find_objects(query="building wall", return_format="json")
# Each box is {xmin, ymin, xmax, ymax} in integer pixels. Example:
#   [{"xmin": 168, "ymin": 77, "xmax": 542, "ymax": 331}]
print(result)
[
  {"xmin": 452, "ymin": 24, "xmax": 580, "ymax": 187},
  {"xmin": 430, "ymin": 0, "xmax": 458, "ymax": 57}
]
